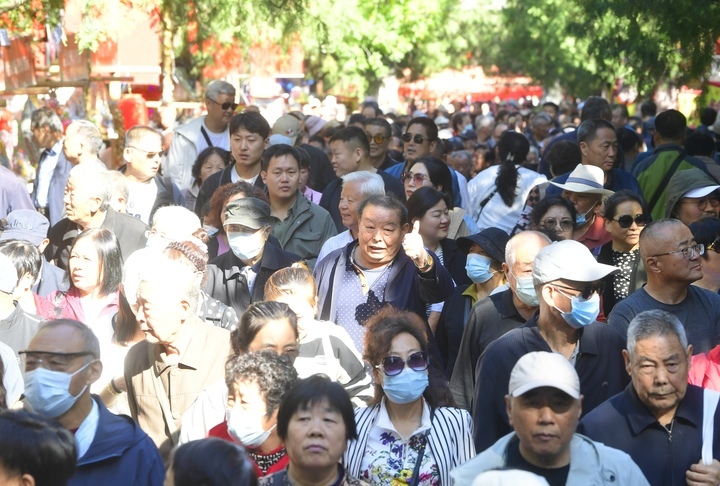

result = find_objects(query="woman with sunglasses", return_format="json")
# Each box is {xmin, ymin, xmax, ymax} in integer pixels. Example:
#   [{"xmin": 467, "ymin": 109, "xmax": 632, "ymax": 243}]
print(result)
[
  {"xmin": 344, "ymin": 307, "xmax": 474, "ymax": 486},
  {"xmin": 402, "ymin": 155, "xmax": 476, "ymax": 239},
  {"xmin": 689, "ymin": 217, "xmax": 720, "ymax": 293},
  {"xmin": 529, "ymin": 196, "xmax": 576, "ymax": 241},
  {"xmin": 597, "ymin": 190, "xmax": 649, "ymax": 316},
  {"xmin": 467, "ymin": 131, "xmax": 546, "ymax": 233}
]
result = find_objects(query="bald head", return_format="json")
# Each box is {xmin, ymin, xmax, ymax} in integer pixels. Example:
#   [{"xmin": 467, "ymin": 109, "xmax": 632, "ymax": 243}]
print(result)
[
  {"xmin": 505, "ymin": 231, "xmax": 552, "ymax": 271},
  {"xmin": 639, "ymin": 219, "xmax": 685, "ymax": 261}
]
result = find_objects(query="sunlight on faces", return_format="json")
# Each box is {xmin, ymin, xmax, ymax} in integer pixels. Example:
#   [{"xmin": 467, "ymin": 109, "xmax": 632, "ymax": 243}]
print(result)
[
  {"xmin": 675, "ymin": 196, "xmax": 720, "ymax": 226},
  {"xmin": 605, "ymin": 200, "xmax": 644, "ymax": 251},
  {"xmin": 339, "ymin": 181, "xmax": 364, "ymax": 230},
  {"xmin": 374, "ymin": 332, "xmax": 423, "ymax": 389},
  {"xmin": 366, "ymin": 125, "xmax": 390, "ymax": 160},
  {"xmin": 263, "ymin": 154, "xmax": 300, "ymax": 200},
  {"xmin": 126, "ymin": 134, "xmax": 162, "ymax": 182},
  {"xmin": 284, "ymin": 399, "xmax": 348, "ymax": 470},
  {"xmin": 357, "ymin": 205, "xmax": 408, "ymax": 269},
  {"xmin": 229, "ymin": 379, "xmax": 275, "ymax": 432},
  {"xmin": 403, "ymin": 162, "xmax": 433, "ymax": 199},
  {"xmin": 206, "ymin": 93, "xmax": 236, "ymax": 126},
  {"xmin": 537, "ymin": 205, "xmax": 574, "ymax": 241},
  {"xmin": 415, "ymin": 199, "xmax": 450, "ymax": 245},
  {"xmin": 231, "ymin": 128, "xmax": 267, "ymax": 169},
  {"xmin": 268, "ymin": 287, "xmax": 317, "ymax": 329},
  {"xmin": 329, "ymin": 140, "xmax": 361, "ymax": 177},
  {"xmin": 62, "ymin": 124, "xmax": 84, "ymax": 163},
  {"xmin": 403, "ymin": 124, "xmax": 434, "ymax": 163},
  {"xmin": 623, "ymin": 334, "xmax": 691, "ymax": 423},
  {"xmin": 247, "ymin": 318, "xmax": 299, "ymax": 358},
  {"xmin": 199, "ymin": 153, "xmax": 226, "ymax": 184},
  {"xmin": 68, "ymin": 236, "xmax": 102, "ymax": 295},
  {"xmin": 63, "ymin": 175, "xmax": 102, "ymax": 225},
  {"xmin": 580, "ymin": 127, "xmax": 617, "ymax": 172},
  {"xmin": 646, "ymin": 224, "xmax": 703, "ymax": 284}
]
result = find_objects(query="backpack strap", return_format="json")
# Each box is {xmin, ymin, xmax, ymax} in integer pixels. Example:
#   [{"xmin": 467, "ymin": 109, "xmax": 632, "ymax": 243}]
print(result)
[{"xmin": 646, "ymin": 152, "xmax": 685, "ymax": 214}]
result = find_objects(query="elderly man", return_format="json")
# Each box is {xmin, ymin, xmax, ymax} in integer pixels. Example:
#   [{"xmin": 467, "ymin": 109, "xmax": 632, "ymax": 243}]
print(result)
[
  {"xmin": 365, "ymin": 117, "xmax": 399, "ymax": 171},
  {"xmin": 205, "ymin": 197, "xmax": 300, "ymax": 316},
  {"xmin": 450, "ymin": 231, "xmax": 550, "ymax": 410},
  {"xmin": 608, "ymin": 219, "xmax": 720, "ymax": 354},
  {"xmin": 121, "ymin": 125, "xmax": 184, "ymax": 224},
  {"xmin": 125, "ymin": 258, "xmax": 231, "ymax": 459},
  {"xmin": 452, "ymin": 352, "xmax": 649, "ymax": 485},
  {"xmin": 316, "ymin": 171, "xmax": 385, "ymax": 264},
  {"xmin": 472, "ymin": 239, "xmax": 629, "ymax": 452},
  {"xmin": 314, "ymin": 194, "xmax": 454, "ymax": 351},
  {"xmin": 549, "ymin": 164, "xmax": 614, "ymax": 252},
  {"xmin": 580, "ymin": 310, "xmax": 720, "ymax": 486},
  {"xmin": 30, "ymin": 107, "xmax": 65, "ymax": 222},
  {"xmin": 45, "ymin": 164, "xmax": 147, "ymax": 269},
  {"xmin": 166, "ymin": 80, "xmax": 236, "ymax": 191},
  {"xmin": 448, "ymin": 150, "xmax": 473, "ymax": 181},
  {"xmin": 22, "ymin": 319, "xmax": 164, "ymax": 485}
]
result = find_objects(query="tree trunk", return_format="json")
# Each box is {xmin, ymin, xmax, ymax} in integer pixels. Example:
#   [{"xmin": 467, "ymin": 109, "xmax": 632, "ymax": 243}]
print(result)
[{"xmin": 160, "ymin": 3, "xmax": 174, "ymax": 102}]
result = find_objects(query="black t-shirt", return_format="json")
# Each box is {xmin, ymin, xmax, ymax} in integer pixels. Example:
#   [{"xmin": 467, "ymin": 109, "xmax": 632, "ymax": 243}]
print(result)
[{"xmin": 505, "ymin": 440, "xmax": 570, "ymax": 486}]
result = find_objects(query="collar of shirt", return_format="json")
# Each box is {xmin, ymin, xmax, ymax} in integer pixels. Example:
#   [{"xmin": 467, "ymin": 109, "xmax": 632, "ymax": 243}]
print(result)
[
  {"xmin": 462, "ymin": 284, "xmax": 478, "ymax": 305},
  {"xmin": 499, "ymin": 288, "xmax": 524, "ymax": 320},
  {"xmin": 522, "ymin": 313, "xmax": 598, "ymax": 357},
  {"xmin": 48, "ymin": 138, "xmax": 64, "ymax": 157},
  {"xmin": 376, "ymin": 397, "xmax": 432, "ymax": 438},
  {"xmin": 625, "ymin": 382, "xmax": 702, "ymax": 435},
  {"xmin": 75, "ymin": 396, "xmax": 100, "ymax": 459}
]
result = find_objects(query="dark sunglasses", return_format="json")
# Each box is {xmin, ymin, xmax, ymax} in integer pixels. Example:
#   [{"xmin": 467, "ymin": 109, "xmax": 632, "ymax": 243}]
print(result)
[
  {"xmin": 376, "ymin": 351, "xmax": 429, "ymax": 376},
  {"xmin": 613, "ymin": 214, "xmax": 648, "ymax": 229},
  {"xmin": 554, "ymin": 282, "xmax": 605, "ymax": 300},
  {"xmin": 128, "ymin": 146, "xmax": 167, "ymax": 159},
  {"xmin": 401, "ymin": 172, "xmax": 430, "ymax": 185},
  {"xmin": 402, "ymin": 133, "xmax": 429, "ymax": 144},
  {"xmin": 366, "ymin": 133, "xmax": 387, "ymax": 144},
  {"xmin": 208, "ymin": 98, "xmax": 239, "ymax": 112}
]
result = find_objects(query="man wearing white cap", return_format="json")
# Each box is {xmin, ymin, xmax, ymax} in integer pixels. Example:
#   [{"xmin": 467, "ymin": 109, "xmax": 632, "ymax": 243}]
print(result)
[
  {"xmin": 665, "ymin": 168, "xmax": 720, "ymax": 225},
  {"xmin": 453, "ymin": 352, "xmax": 649, "ymax": 485},
  {"xmin": 472, "ymin": 240, "xmax": 629, "ymax": 452},
  {"xmin": 547, "ymin": 164, "xmax": 614, "ymax": 252}
]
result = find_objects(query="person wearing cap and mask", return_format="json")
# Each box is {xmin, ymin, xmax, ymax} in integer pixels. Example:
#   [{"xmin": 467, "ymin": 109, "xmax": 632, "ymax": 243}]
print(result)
[
  {"xmin": 435, "ymin": 227, "xmax": 511, "ymax": 377},
  {"xmin": 580, "ymin": 310, "xmax": 720, "ymax": 486},
  {"xmin": 204, "ymin": 197, "xmax": 300, "ymax": 316},
  {"xmin": 272, "ymin": 114, "xmax": 336, "ymax": 193},
  {"xmin": 452, "ymin": 352, "xmax": 649, "ymax": 485},
  {"xmin": 665, "ymin": 168, "xmax": 720, "ymax": 226},
  {"xmin": 607, "ymin": 219, "xmax": 720, "ymax": 354},
  {"xmin": 449, "ymin": 231, "xmax": 550, "ymax": 410},
  {"xmin": 22, "ymin": 319, "xmax": 164, "ymax": 485},
  {"xmin": 472, "ymin": 240, "xmax": 629, "ymax": 452},
  {"xmin": 548, "ymin": 164, "xmax": 614, "ymax": 253}
]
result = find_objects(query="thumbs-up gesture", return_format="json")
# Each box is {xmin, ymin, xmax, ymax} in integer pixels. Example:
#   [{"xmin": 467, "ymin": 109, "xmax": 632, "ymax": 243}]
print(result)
[{"xmin": 403, "ymin": 221, "xmax": 432, "ymax": 271}]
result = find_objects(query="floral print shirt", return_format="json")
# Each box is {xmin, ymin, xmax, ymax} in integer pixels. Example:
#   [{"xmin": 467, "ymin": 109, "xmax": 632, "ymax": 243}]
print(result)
[{"xmin": 359, "ymin": 399, "xmax": 439, "ymax": 486}]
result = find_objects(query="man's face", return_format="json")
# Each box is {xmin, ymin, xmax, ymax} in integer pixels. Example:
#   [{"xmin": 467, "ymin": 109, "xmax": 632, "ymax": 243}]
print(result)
[
  {"xmin": 645, "ymin": 224, "xmax": 703, "ymax": 284},
  {"xmin": 135, "ymin": 279, "xmax": 186, "ymax": 345},
  {"xmin": 366, "ymin": 125, "xmax": 390, "ymax": 160},
  {"xmin": 403, "ymin": 124, "xmax": 434, "ymax": 163},
  {"xmin": 506, "ymin": 387, "xmax": 581, "ymax": 466},
  {"xmin": 580, "ymin": 128, "xmax": 617, "ymax": 172},
  {"xmin": 504, "ymin": 237, "xmax": 545, "ymax": 297},
  {"xmin": 205, "ymin": 93, "xmax": 236, "ymax": 128},
  {"xmin": 125, "ymin": 133, "xmax": 163, "ymax": 182},
  {"xmin": 542, "ymin": 105, "xmax": 558, "ymax": 120},
  {"xmin": 230, "ymin": 128, "xmax": 268, "ymax": 169},
  {"xmin": 612, "ymin": 107, "xmax": 627, "ymax": 130},
  {"xmin": 532, "ymin": 119, "xmax": 551, "ymax": 141},
  {"xmin": 448, "ymin": 153, "xmax": 471, "ymax": 180},
  {"xmin": 62, "ymin": 124, "xmax": 83, "ymax": 164},
  {"xmin": 561, "ymin": 190, "xmax": 600, "ymax": 222},
  {"xmin": 262, "ymin": 154, "xmax": 300, "ymax": 201},
  {"xmin": 357, "ymin": 204, "xmax": 408, "ymax": 267},
  {"xmin": 329, "ymin": 140, "xmax": 360, "ymax": 177},
  {"xmin": 493, "ymin": 123, "xmax": 508, "ymax": 140},
  {"xmin": 25, "ymin": 324, "xmax": 101, "ymax": 401},
  {"xmin": 339, "ymin": 181, "xmax": 363, "ymax": 230},
  {"xmin": 623, "ymin": 334, "xmax": 691, "ymax": 423},
  {"xmin": 31, "ymin": 126, "xmax": 54, "ymax": 149},
  {"xmin": 63, "ymin": 175, "xmax": 102, "ymax": 226}
]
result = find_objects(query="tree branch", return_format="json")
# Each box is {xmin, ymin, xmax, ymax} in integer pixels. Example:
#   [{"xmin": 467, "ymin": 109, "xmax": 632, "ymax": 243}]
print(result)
[{"xmin": 0, "ymin": 0, "xmax": 30, "ymax": 16}]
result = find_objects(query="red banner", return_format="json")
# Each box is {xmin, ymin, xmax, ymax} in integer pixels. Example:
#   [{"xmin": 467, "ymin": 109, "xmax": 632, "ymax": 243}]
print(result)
[
  {"xmin": 59, "ymin": 33, "xmax": 90, "ymax": 82},
  {"xmin": 3, "ymin": 36, "xmax": 36, "ymax": 90}
]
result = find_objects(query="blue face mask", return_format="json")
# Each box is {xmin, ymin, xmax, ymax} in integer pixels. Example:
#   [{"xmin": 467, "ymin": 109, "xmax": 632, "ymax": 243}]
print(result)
[
  {"xmin": 512, "ymin": 273, "xmax": 539, "ymax": 307},
  {"xmin": 575, "ymin": 203, "xmax": 597, "ymax": 226},
  {"xmin": 554, "ymin": 288, "xmax": 600, "ymax": 328},
  {"xmin": 465, "ymin": 254, "xmax": 497, "ymax": 284},
  {"xmin": 382, "ymin": 368, "xmax": 429, "ymax": 404},
  {"xmin": 24, "ymin": 361, "xmax": 95, "ymax": 418}
]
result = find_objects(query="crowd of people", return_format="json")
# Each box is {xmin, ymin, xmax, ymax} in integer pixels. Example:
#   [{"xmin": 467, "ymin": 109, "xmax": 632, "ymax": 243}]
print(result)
[{"xmin": 2, "ymin": 81, "xmax": 720, "ymax": 485}]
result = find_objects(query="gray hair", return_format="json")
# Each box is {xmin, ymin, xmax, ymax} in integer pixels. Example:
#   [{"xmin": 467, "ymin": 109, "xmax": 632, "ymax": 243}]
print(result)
[
  {"xmin": 505, "ymin": 231, "xmax": 551, "ymax": 269},
  {"xmin": 452, "ymin": 150, "xmax": 473, "ymax": 163},
  {"xmin": 341, "ymin": 171, "xmax": 385, "ymax": 199},
  {"xmin": 30, "ymin": 107, "xmax": 63, "ymax": 133},
  {"xmin": 38, "ymin": 319, "xmax": 101, "ymax": 360},
  {"xmin": 124, "ymin": 125, "xmax": 161, "ymax": 148},
  {"xmin": 627, "ymin": 310, "xmax": 689, "ymax": 358},
  {"xmin": 139, "ymin": 257, "xmax": 201, "ymax": 311},
  {"xmin": 532, "ymin": 113, "xmax": 553, "ymax": 127},
  {"xmin": 151, "ymin": 205, "xmax": 202, "ymax": 241},
  {"xmin": 68, "ymin": 164, "xmax": 111, "ymax": 211},
  {"xmin": 205, "ymin": 80, "xmax": 236, "ymax": 100},
  {"xmin": 69, "ymin": 120, "xmax": 104, "ymax": 156},
  {"xmin": 475, "ymin": 115, "xmax": 495, "ymax": 130}
]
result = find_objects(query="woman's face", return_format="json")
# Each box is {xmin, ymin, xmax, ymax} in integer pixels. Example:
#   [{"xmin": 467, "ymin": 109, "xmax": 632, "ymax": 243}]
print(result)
[
  {"xmin": 284, "ymin": 398, "xmax": 348, "ymax": 471},
  {"xmin": 374, "ymin": 332, "xmax": 423, "ymax": 388},
  {"xmin": 605, "ymin": 200, "xmax": 645, "ymax": 250},
  {"xmin": 416, "ymin": 199, "xmax": 450, "ymax": 245},
  {"xmin": 200, "ymin": 153, "xmax": 226, "ymax": 184},
  {"xmin": 248, "ymin": 318, "xmax": 299, "ymax": 361},
  {"xmin": 403, "ymin": 162, "xmax": 434, "ymax": 199},
  {"xmin": 536, "ymin": 205, "xmax": 574, "ymax": 241},
  {"xmin": 229, "ymin": 379, "xmax": 275, "ymax": 432},
  {"xmin": 68, "ymin": 236, "xmax": 102, "ymax": 294},
  {"xmin": 268, "ymin": 285, "xmax": 317, "ymax": 327}
]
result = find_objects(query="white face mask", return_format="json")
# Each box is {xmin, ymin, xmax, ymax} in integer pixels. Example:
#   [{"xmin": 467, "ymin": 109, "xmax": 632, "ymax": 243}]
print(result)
[
  {"xmin": 227, "ymin": 229, "xmax": 266, "ymax": 261},
  {"xmin": 226, "ymin": 406, "xmax": 275, "ymax": 448}
]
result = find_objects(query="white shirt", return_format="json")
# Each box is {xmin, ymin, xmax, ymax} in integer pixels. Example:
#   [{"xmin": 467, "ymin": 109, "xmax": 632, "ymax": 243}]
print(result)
[
  {"xmin": 125, "ymin": 179, "xmax": 158, "ymax": 224},
  {"xmin": 35, "ymin": 139, "xmax": 64, "ymax": 208},
  {"xmin": 75, "ymin": 398, "xmax": 100, "ymax": 459},
  {"xmin": 195, "ymin": 120, "xmax": 230, "ymax": 155},
  {"xmin": 229, "ymin": 166, "xmax": 260, "ymax": 186}
]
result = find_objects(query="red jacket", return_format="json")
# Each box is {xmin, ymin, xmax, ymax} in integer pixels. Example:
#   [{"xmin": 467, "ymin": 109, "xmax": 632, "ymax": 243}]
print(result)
[{"xmin": 208, "ymin": 421, "xmax": 289, "ymax": 478}]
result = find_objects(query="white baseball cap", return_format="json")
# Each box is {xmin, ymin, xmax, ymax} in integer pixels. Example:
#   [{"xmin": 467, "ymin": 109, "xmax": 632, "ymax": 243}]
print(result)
[
  {"xmin": 509, "ymin": 351, "xmax": 581, "ymax": 399},
  {"xmin": 532, "ymin": 240, "xmax": 618, "ymax": 285},
  {"xmin": 472, "ymin": 470, "xmax": 550, "ymax": 486}
]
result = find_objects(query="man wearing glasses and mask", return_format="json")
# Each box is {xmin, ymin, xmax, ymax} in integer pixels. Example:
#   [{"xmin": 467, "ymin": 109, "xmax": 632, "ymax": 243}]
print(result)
[
  {"xmin": 21, "ymin": 319, "xmax": 164, "ymax": 485},
  {"xmin": 472, "ymin": 239, "xmax": 630, "ymax": 453},
  {"xmin": 608, "ymin": 218, "xmax": 720, "ymax": 354},
  {"xmin": 165, "ymin": 80, "xmax": 237, "ymax": 191}
]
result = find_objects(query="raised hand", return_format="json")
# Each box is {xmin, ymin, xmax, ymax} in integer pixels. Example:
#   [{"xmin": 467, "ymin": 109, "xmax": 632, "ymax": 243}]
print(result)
[{"xmin": 402, "ymin": 221, "xmax": 431, "ymax": 271}]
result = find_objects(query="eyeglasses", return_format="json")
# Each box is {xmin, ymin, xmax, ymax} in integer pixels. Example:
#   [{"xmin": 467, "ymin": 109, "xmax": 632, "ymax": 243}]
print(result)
[
  {"xmin": 128, "ymin": 146, "xmax": 166, "ymax": 159},
  {"xmin": 708, "ymin": 238, "xmax": 720, "ymax": 254},
  {"xmin": 612, "ymin": 214, "xmax": 648, "ymax": 229},
  {"xmin": 679, "ymin": 197, "xmax": 720, "ymax": 210},
  {"xmin": 553, "ymin": 282, "xmax": 605, "ymax": 300},
  {"xmin": 20, "ymin": 351, "xmax": 95, "ymax": 372},
  {"xmin": 539, "ymin": 218, "xmax": 574, "ymax": 231},
  {"xmin": 376, "ymin": 351, "xmax": 429, "ymax": 376},
  {"xmin": 207, "ymin": 98, "xmax": 239, "ymax": 112},
  {"xmin": 402, "ymin": 133, "xmax": 429, "ymax": 144},
  {"xmin": 401, "ymin": 172, "xmax": 430, "ymax": 185},
  {"xmin": 651, "ymin": 243, "xmax": 705, "ymax": 260},
  {"xmin": 366, "ymin": 133, "xmax": 387, "ymax": 145}
]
